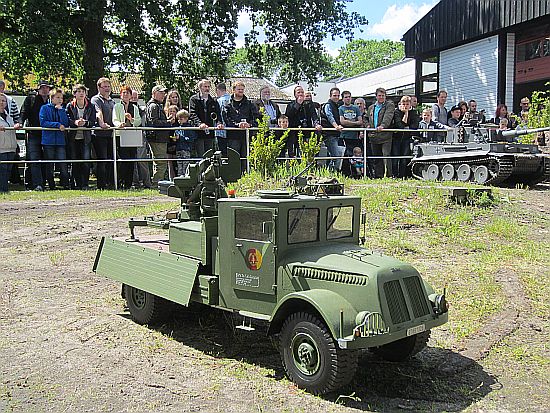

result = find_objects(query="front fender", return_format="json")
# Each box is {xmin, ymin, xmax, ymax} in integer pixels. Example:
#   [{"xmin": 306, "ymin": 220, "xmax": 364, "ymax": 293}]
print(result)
[{"xmin": 270, "ymin": 289, "xmax": 358, "ymax": 340}]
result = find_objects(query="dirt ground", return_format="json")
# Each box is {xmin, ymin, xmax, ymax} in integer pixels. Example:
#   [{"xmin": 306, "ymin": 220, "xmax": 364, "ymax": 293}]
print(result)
[{"xmin": 0, "ymin": 187, "xmax": 549, "ymax": 413}]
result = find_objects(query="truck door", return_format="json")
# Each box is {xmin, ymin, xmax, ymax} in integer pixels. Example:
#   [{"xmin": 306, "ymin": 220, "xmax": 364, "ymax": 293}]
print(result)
[{"xmin": 231, "ymin": 207, "xmax": 277, "ymax": 295}]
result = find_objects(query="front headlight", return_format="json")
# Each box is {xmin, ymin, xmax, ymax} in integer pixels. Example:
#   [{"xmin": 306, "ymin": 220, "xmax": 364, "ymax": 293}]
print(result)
[{"xmin": 429, "ymin": 291, "xmax": 449, "ymax": 315}]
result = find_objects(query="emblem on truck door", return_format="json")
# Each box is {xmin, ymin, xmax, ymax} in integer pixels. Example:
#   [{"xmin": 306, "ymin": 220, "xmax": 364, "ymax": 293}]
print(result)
[{"xmin": 246, "ymin": 248, "xmax": 263, "ymax": 270}]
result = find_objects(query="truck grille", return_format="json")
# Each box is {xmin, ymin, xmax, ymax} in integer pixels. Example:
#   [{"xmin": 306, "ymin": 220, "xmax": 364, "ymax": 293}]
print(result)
[
  {"xmin": 403, "ymin": 276, "xmax": 431, "ymax": 318},
  {"xmin": 384, "ymin": 280, "xmax": 410, "ymax": 324},
  {"xmin": 383, "ymin": 277, "xmax": 431, "ymax": 325},
  {"xmin": 293, "ymin": 267, "xmax": 368, "ymax": 286}
]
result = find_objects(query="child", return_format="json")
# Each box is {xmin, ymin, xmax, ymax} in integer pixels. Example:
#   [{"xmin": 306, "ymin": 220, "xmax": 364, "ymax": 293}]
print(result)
[
  {"xmin": 498, "ymin": 118, "xmax": 509, "ymax": 131},
  {"xmin": 174, "ymin": 109, "xmax": 196, "ymax": 176},
  {"xmin": 350, "ymin": 146, "xmax": 364, "ymax": 177},
  {"xmin": 418, "ymin": 108, "xmax": 450, "ymax": 143},
  {"xmin": 39, "ymin": 88, "xmax": 70, "ymax": 189},
  {"xmin": 166, "ymin": 104, "xmax": 179, "ymax": 179},
  {"xmin": 276, "ymin": 115, "xmax": 289, "ymax": 159}
]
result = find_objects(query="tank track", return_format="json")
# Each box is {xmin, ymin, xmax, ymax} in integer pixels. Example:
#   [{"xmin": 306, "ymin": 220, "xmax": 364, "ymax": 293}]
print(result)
[
  {"xmin": 411, "ymin": 156, "xmax": 513, "ymax": 185},
  {"xmin": 525, "ymin": 156, "xmax": 550, "ymax": 186}
]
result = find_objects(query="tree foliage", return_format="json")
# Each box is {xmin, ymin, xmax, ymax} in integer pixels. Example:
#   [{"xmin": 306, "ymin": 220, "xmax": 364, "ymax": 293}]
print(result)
[
  {"xmin": 0, "ymin": 0, "xmax": 366, "ymax": 97},
  {"xmin": 227, "ymin": 45, "xmax": 333, "ymax": 87},
  {"xmin": 327, "ymin": 39, "xmax": 405, "ymax": 79}
]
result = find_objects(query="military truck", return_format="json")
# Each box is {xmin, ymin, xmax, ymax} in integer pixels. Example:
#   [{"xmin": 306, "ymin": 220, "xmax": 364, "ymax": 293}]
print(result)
[{"xmin": 93, "ymin": 149, "xmax": 449, "ymax": 395}]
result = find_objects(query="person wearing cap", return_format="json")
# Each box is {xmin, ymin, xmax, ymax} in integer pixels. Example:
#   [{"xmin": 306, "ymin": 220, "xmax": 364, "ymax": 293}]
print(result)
[
  {"xmin": 20, "ymin": 79, "xmax": 53, "ymax": 191},
  {"xmin": 145, "ymin": 85, "xmax": 171, "ymax": 185},
  {"xmin": 188, "ymin": 79, "xmax": 223, "ymax": 157},
  {"xmin": 519, "ymin": 97, "xmax": 530, "ymax": 117},
  {"xmin": 448, "ymin": 105, "xmax": 462, "ymax": 127},
  {"xmin": 91, "ymin": 77, "xmax": 115, "ymax": 189},
  {"xmin": 66, "ymin": 83, "xmax": 96, "ymax": 189}
]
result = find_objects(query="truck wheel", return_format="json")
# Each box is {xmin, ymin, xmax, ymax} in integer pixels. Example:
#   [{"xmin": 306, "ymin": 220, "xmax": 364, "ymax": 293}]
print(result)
[
  {"xmin": 279, "ymin": 312, "xmax": 358, "ymax": 395},
  {"xmin": 124, "ymin": 284, "xmax": 173, "ymax": 325},
  {"xmin": 372, "ymin": 330, "xmax": 431, "ymax": 362}
]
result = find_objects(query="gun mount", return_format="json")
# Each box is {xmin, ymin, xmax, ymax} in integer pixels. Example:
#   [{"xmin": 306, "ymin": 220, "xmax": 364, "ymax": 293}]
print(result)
[
  {"xmin": 288, "ymin": 162, "xmax": 344, "ymax": 197},
  {"xmin": 158, "ymin": 148, "xmax": 241, "ymax": 220},
  {"xmin": 127, "ymin": 148, "xmax": 240, "ymax": 239}
]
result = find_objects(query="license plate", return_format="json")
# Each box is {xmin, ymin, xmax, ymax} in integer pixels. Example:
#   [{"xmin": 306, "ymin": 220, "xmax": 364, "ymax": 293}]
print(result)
[{"xmin": 406, "ymin": 324, "xmax": 425, "ymax": 336}]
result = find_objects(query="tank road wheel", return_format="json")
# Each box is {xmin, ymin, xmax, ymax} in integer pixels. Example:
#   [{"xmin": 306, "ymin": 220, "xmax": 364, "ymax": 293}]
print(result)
[
  {"xmin": 473, "ymin": 165, "xmax": 489, "ymax": 184},
  {"xmin": 441, "ymin": 164, "xmax": 455, "ymax": 181},
  {"xmin": 421, "ymin": 166, "xmax": 429, "ymax": 180},
  {"xmin": 372, "ymin": 330, "xmax": 431, "ymax": 362},
  {"xmin": 426, "ymin": 164, "xmax": 440, "ymax": 180},
  {"xmin": 124, "ymin": 284, "xmax": 173, "ymax": 325},
  {"xmin": 279, "ymin": 312, "xmax": 358, "ymax": 395},
  {"xmin": 457, "ymin": 164, "xmax": 471, "ymax": 181}
]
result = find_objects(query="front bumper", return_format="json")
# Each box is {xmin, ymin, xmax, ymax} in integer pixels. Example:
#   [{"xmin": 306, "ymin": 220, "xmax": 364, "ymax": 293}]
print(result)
[{"xmin": 337, "ymin": 312, "xmax": 448, "ymax": 350}]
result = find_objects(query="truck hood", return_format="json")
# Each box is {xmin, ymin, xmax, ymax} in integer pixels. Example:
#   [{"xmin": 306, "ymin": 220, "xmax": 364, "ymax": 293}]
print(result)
[{"xmin": 279, "ymin": 242, "xmax": 418, "ymax": 278}]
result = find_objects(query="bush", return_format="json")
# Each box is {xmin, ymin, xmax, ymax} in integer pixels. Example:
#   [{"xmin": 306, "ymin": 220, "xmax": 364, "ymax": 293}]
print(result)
[{"xmin": 248, "ymin": 109, "xmax": 288, "ymax": 177}]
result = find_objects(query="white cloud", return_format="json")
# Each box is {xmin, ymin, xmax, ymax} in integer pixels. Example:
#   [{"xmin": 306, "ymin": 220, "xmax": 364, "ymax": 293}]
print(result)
[
  {"xmin": 324, "ymin": 44, "xmax": 341, "ymax": 58},
  {"xmin": 369, "ymin": 2, "xmax": 438, "ymax": 41},
  {"xmin": 237, "ymin": 10, "xmax": 253, "ymax": 33}
]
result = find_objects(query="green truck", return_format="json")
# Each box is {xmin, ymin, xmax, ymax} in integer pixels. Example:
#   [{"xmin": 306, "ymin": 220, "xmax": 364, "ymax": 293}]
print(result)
[{"xmin": 93, "ymin": 149, "xmax": 448, "ymax": 394}]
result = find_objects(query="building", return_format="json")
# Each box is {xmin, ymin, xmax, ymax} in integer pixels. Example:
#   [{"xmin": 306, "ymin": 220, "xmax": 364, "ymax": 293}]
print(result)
[
  {"xmin": 281, "ymin": 58, "xmax": 428, "ymax": 103},
  {"xmin": 403, "ymin": 0, "xmax": 550, "ymax": 115}
]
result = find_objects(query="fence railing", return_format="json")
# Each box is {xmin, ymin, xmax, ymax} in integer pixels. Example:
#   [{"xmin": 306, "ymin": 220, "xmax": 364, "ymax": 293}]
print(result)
[{"xmin": 1, "ymin": 125, "xmax": 458, "ymax": 189}]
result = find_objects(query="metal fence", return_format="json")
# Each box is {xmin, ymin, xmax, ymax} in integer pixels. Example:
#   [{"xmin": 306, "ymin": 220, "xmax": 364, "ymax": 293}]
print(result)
[{"xmin": 1, "ymin": 125, "xmax": 453, "ymax": 190}]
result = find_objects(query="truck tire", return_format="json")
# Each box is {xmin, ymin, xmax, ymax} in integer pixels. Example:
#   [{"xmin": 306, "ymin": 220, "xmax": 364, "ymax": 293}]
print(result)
[
  {"xmin": 124, "ymin": 284, "xmax": 173, "ymax": 325},
  {"xmin": 279, "ymin": 312, "xmax": 358, "ymax": 395},
  {"xmin": 371, "ymin": 329, "xmax": 431, "ymax": 362}
]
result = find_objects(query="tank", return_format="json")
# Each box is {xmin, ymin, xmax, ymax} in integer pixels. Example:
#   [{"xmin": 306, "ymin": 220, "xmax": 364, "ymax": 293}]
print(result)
[{"xmin": 409, "ymin": 126, "xmax": 550, "ymax": 186}]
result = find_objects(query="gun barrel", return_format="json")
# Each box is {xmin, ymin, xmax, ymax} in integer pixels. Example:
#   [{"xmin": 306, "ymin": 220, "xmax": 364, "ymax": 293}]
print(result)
[{"xmin": 501, "ymin": 126, "xmax": 550, "ymax": 138}]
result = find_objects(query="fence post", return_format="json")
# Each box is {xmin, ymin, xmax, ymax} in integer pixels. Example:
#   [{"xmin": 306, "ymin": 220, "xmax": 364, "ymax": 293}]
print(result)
[
  {"xmin": 363, "ymin": 128, "xmax": 368, "ymax": 178},
  {"xmin": 245, "ymin": 128, "xmax": 250, "ymax": 173},
  {"xmin": 112, "ymin": 128, "xmax": 118, "ymax": 190}
]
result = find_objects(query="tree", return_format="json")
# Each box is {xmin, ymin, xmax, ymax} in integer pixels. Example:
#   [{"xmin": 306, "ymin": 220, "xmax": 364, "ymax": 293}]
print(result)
[
  {"xmin": 0, "ymin": 1, "xmax": 366, "ymax": 97},
  {"xmin": 327, "ymin": 39, "xmax": 405, "ymax": 79},
  {"xmin": 227, "ymin": 45, "xmax": 333, "ymax": 87}
]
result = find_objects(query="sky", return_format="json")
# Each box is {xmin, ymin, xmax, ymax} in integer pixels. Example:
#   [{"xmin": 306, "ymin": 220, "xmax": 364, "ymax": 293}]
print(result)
[{"xmin": 236, "ymin": 0, "xmax": 440, "ymax": 56}]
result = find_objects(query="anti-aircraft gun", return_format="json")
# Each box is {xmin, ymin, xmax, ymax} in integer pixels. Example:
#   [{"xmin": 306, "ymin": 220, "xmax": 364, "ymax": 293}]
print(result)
[
  {"xmin": 94, "ymin": 148, "xmax": 448, "ymax": 395},
  {"xmin": 410, "ymin": 125, "xmax": 550, "ymax": 186}
]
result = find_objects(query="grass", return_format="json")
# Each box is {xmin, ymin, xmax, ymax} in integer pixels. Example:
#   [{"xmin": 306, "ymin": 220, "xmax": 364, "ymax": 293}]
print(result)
[
  {"xmin": 0, "ymin": 188, "xmax": 158, "ymax": 202},
  {"xmin": 2, "ymin": 171, "xmax": 548, "ymax": 364},
  {"xmin": 85, "ymin": 201, "xmax": 180, "ymax": 220}
]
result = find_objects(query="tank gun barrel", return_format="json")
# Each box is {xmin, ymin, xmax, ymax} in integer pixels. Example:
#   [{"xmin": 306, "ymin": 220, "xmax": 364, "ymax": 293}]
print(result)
[{"xmin": 501, "ymin": 126, "xmax": 550, "ymax": 138}]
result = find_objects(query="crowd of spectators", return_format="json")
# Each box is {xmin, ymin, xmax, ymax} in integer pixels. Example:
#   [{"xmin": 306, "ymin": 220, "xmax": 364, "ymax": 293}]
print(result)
[{"xmin": 0, "ymin": 76, "xmax": 538, "ymax": 192}]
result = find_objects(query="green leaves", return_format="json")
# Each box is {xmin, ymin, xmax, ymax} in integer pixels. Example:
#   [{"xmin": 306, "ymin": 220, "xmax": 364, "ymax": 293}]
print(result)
[
  {"xmin": 0, "ymin": 0, "xmax": 367, "ymax": 95},
  {"xmin": 327, "ymin": 39, "xmax": 405, "ymax": 79}
]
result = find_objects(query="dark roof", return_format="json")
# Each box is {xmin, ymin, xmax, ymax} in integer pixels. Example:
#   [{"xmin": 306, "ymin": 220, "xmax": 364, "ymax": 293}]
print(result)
[{"xmin": 403, "ymin": 0, "xmax": 550, "ymax": 57}]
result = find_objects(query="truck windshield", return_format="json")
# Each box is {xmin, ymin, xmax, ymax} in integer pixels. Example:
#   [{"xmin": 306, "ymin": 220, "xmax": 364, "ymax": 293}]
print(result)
[
  {"xmin": 288, "ymin": 208, "xmax": 319, "ymax": 244},
  {"xmin": 327, "ymin": 206, "xmax": 353, "ymax": 239}
]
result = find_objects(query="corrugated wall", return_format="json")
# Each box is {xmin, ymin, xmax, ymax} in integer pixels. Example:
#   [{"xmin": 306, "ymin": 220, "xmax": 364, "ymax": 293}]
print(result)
[{"xmin": 439, "ymin": 35, "xmax": 499, "ymax": 113}]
